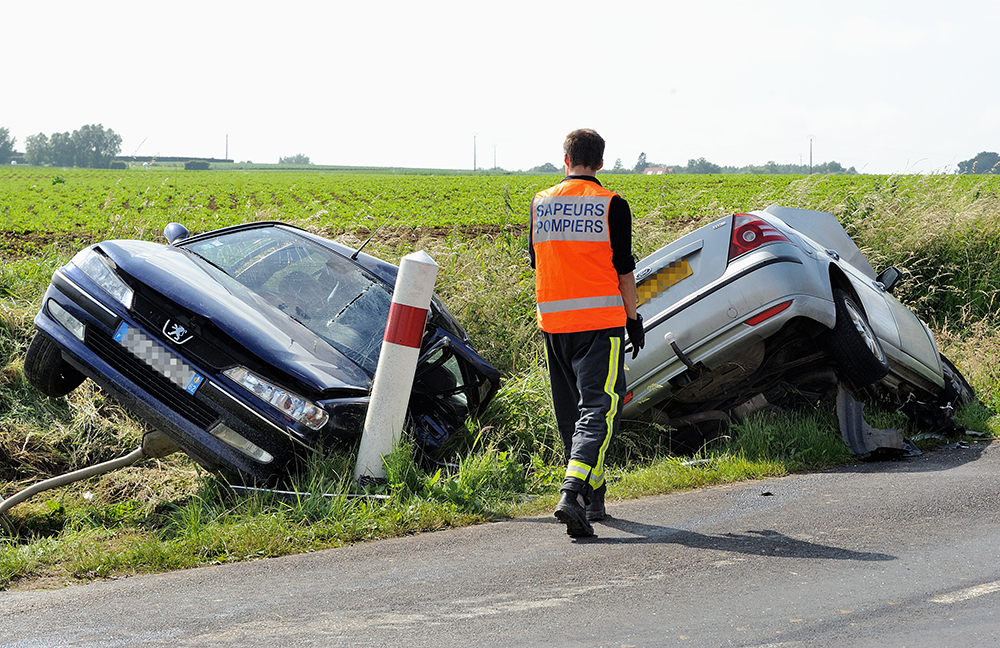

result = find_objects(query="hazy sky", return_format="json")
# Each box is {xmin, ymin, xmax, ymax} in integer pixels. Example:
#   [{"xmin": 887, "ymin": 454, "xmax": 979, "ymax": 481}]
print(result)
[{"xmin": 5, "ymin": 1, "xmax": 997, "ymax": 173}]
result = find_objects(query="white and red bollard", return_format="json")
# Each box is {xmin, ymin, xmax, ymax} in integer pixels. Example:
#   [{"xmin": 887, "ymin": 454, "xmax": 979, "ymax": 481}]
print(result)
[{"xmin": 354, "ymin": 250, "xmax": 439, "ymax": 484}]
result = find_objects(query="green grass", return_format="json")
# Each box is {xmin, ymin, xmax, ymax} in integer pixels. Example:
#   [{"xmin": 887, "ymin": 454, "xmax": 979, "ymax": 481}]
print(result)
[{"xmin": 2, "ymin": 169, "xmax": 999, "ymax": 590}]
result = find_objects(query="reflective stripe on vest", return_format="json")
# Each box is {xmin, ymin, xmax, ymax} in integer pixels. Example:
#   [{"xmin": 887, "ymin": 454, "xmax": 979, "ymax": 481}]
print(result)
[
  {"xmin": 536, "ymin": 295, "xmax": 624, "ymax": 315},
  {"xmin": 532, "ymin": 179, "xmax": 626, "ymax": 334}
]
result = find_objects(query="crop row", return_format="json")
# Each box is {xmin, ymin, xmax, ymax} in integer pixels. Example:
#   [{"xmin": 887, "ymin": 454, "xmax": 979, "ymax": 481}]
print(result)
[
  {"xmin": 0, "ymin": 168, "xmax": 891, "ymax": 236},
  {"xmin": 2, "ymin": 168, "xmax": 998, "ymax": 251}
]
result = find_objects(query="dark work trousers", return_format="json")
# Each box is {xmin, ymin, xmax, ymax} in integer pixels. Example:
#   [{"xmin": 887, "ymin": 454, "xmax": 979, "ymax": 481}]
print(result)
[{"xmin": 543, "ymin": 327, "xmax": 626, "ymax": 503}]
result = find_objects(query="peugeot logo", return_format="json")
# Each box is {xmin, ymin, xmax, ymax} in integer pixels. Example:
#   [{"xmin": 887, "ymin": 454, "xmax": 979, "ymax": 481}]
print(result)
[{"xmin": 163, "ymin": 320, "xmax": 194, "ymax": 345}]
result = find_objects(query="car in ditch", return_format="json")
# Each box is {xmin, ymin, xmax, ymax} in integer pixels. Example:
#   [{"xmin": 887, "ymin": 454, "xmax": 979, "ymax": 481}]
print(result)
[
  {"xmin": 24, "ymin": 221, "xmax": 501, "ymax": 485},
  {"xmin": 621, "ymin": 205, "xmax": 974, "ymax": 456}
]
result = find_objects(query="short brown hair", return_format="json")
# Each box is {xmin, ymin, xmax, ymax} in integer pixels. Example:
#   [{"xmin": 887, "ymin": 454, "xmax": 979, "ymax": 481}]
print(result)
[{"xmin": 563, "ymin": 129, "xmax": 605, "ymax": 170}]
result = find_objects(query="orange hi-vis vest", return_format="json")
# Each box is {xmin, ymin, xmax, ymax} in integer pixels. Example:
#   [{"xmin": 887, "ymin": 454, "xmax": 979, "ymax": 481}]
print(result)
[{"xmin": 531, "ymin": 179, "xmax": 626, "ymax": 333}]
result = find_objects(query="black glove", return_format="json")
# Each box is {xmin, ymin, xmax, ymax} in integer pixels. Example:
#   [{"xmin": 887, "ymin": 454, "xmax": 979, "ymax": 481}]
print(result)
[{"xmin": 625, "ymin": 313, "xmax": 645, "ymax": 359}]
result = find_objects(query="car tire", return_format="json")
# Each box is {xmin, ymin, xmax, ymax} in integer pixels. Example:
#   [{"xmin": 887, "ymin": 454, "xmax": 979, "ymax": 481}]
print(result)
[
  {"xmin": 903, "ymin": 354, "xmax": 975, "ymax": 433},
  {"xmin": 23, "ymin": 332, "xmax": 85, "ymax": 398},
  {"xmin": 826, "ymin": 289, "xmax": 889, "ymax": 388},
  {"xmin": 939, "ymin": 354, "xmax": 975, "ymax": 406}
]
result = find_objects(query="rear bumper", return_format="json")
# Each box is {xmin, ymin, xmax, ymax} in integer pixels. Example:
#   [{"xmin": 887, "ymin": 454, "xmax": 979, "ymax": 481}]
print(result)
[{"xmin": 623, "ymin": 255, "xmax": 835, "ymax": 417}]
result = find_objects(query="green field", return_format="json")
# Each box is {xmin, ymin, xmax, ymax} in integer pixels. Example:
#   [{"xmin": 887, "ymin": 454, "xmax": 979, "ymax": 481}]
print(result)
[
  {"xmin": 0, "ymin": 166, "xmax": 950, "ymax": 235},
  {"xmin": 2, "ymin": 167, "xmax": 999, "ymax": 590}
]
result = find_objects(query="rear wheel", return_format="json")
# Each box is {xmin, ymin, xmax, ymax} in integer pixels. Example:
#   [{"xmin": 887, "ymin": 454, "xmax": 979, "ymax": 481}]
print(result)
[
  {"xmin": 23, "ymin": 332, "xmax": 85, "ymax": 397},
  {"xmin": 826, "ymin": 289, "xmax": 889, "ymax": 388}
]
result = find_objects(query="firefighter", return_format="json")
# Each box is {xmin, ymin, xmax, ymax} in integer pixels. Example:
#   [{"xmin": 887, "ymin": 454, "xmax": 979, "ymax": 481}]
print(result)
[{"xmin": 529, "ymin": 128, "xmax": 645, "ymax": 537}]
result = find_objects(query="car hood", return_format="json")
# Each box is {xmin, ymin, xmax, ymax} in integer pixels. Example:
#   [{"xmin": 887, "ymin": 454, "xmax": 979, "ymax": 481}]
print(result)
[{"xmin": 100, "ymin": 239, "xmax": 374, "ymax": 393}]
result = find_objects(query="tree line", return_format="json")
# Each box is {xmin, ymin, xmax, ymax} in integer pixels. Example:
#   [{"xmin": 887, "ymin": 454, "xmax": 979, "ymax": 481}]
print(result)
[
  {"xmin": 956, "ymin": 151, "xmax": 1000, "ymax": 174},
  {"xmin": 611, "ymin": 152, "xmax": 858, "ymax": 175},
  {"xmin": 527, "ymin": 153, "xmax": 858, "ymax": 175},
  {"xmin": 0, "ymin": 124, "xmax": 122, "ymax": 168}
]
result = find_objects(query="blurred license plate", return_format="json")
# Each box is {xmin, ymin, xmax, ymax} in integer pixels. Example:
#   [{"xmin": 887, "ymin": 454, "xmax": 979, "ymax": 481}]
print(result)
[
  {"xmin": 113, "ymin": 322, "xmax": 204, "ymax": 395},
  {"xmin": 636, "ymin": 259, "xmax": 693, "ymax": 306}
]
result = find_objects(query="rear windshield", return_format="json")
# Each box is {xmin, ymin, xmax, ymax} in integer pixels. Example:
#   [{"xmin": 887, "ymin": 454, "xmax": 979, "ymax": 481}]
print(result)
[{"xmin": 183, "ymin": 226, "xmax": 392, "ymax": 372}]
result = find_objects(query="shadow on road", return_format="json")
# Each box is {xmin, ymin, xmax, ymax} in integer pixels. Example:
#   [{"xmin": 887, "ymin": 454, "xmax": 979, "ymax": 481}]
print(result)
[{"xmin": 584, "ymin": 518, "xmax": 896, "ymax": 561}]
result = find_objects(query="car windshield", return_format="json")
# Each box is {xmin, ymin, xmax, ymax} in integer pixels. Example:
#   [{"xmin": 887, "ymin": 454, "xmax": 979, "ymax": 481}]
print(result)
[{"xmin": 182, "ymin": 226, "xmax": 392, "ymax": 373}]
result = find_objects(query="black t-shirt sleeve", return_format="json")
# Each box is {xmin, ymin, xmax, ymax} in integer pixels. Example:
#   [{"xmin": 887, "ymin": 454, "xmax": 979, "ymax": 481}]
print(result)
[{"xmin": 608, "ymin": 195, "xmax": 636, "ymax": 275}]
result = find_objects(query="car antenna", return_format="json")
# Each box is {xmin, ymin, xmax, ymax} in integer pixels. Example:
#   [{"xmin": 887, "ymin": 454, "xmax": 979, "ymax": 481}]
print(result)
[{"xmin": 351, "ymin": 213, "xmax": 393, "ymax": 260}]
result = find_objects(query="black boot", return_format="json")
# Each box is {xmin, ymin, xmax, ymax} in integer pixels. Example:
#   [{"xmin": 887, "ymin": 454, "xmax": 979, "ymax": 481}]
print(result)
[
  {"xmin": 587, "ymin": 485, "xmax": 606, "ymax": 521},
  {"xmin": 554, "ymin": 490, "xmax": 595, "ymax": 537}
]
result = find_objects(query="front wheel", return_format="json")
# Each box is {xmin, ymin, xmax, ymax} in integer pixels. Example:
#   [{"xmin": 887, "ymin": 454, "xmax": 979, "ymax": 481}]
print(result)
[
  {"xmin": 939, "ymin": 354, "xmax": 975, "ymax": 407},
  {"xmin": 904, "ymin": 354, "xmax": 976, "ymax": 433},
  {"xmin": 826, "ymin": 289, "xmax": 889, "ymax": 389},
  {"xmin": 23, "ymin": 332, "xmax": 85, "ymax": 397}
]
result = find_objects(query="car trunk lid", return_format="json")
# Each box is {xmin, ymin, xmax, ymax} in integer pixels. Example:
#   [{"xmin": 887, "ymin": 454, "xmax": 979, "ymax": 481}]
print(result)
[{"xmin": 635, "ymin": 215, "xmax": 735, "ymax": 322}]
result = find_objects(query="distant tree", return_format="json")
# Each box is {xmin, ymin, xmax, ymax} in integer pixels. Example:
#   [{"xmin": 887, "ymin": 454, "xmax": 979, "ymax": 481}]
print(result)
[
  {"xmin": 279, "ymin": 154, "xmax": 312, "ymax": 165},
  {"xmin": 613, "ymin": 158, "xmax": 624, "ymax": 171},
  {"xmin": 0, "ymin": 128, "xmax": 14, "ymax": 164},
  {"xmin": 686, "ymin": 157, "xmax": 722, "ymax": 174},
  {"xmin": 23, "ymin": 133, "xmax": 50, "ymax": 165},
  {"xmin": 529, "ymin": 162, "xmax": 559, "ymax": 174},
  {"xmin": 72, "ymin": 124, "xmax": 122, "ymax": 168},
  {"xmin": 49, "ymin": 132, "xmax": 75, "ymax": 167},
  {"xmin": 956, "ymin": 151, "xmax": 1000, "ymax": 175},
  {"xmin": 633, "ymin": 152, "xmax": 648, "ymax": 174}
]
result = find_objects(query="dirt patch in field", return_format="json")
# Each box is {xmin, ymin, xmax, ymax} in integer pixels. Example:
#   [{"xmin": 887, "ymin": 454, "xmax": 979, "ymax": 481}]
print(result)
[
  {"xmin": 0, "ymin": 230, "xmax": 96, "ymax": 260},
  {"xmin": 321, "ymin": 223, "xmax": 527, "ymax": 246},
  {"xmin": 0, "ymin": 224, "xmax": 530, "ymax": 261}
]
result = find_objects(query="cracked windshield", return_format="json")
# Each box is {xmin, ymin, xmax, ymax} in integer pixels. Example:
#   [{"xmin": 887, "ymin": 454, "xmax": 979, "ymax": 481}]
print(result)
[{"xmin": 185, "ymin": 227, "xmax": 391, "ymax": 372}]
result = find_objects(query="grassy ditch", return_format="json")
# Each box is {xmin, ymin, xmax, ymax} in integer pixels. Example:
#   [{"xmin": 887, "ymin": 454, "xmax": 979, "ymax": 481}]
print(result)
[{"xmin": 1, "ymin": 172, "xmax": 999, "ymax": 590}]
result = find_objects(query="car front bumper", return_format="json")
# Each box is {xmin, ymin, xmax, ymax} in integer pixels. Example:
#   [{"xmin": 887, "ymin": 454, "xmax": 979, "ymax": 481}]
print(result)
[{"xmin": 34, "ymin": 270, "xmax": 309, "ymax": 484}]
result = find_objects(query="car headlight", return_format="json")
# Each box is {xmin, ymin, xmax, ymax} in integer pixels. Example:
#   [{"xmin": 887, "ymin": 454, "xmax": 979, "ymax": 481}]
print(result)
[
  {"xmin": 223, "ymin": 367, "xmax": 329, "ymax": 430},
  {"xmin": 71, "ymin": 248, "xmax": 134, "ymax": 309}
]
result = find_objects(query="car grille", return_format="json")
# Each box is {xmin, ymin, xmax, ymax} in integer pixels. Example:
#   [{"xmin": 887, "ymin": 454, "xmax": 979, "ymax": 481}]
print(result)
[
  {"xmin": 131, "ymin": 291, "xmax": 242, "ymax": 371},
  {"xmin": 86, "ymin": 327, "xmax": 220, "ymax": 430}
]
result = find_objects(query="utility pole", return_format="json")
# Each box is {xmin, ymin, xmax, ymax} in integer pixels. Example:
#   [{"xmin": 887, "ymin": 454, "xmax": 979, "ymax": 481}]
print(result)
[
  {"xmin": 473, "ymin": 134, "xmax": 477, "ymax": 172},
  {"xmin": 808, "ymin": 135, "xmax": 815, "ymax": 174}
]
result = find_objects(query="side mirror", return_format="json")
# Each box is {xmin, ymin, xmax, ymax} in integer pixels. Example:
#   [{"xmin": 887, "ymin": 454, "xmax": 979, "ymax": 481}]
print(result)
[
  {"xmin": 164, "ymin": 222, "xmax": 190, "ymax": 244},
  {"xmin": 876, "ymin": 266, "xmax": 902, "ymax": 293}
]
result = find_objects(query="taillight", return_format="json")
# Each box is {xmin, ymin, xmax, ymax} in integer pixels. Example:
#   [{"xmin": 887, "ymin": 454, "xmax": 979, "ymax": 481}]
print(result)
[
  {"xmin": 729, "ymin": 214, "xmax": 791, "ymax": 261},
  {"xmin": 744, "ymin": 300, "xmax": 792, "ymax": 326}
]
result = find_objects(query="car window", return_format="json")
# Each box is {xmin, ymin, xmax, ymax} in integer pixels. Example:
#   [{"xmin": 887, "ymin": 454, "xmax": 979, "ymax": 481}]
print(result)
[
  {"xmin": 416, "ymin": 345, "xmax": 471, "ymax": 419},
  {"xmin": 183, "ymin": 227, "xmax": 391, "ymax": 372}
]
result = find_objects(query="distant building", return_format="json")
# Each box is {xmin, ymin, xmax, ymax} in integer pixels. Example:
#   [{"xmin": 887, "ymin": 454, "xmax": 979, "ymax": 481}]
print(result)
[{"xmin": 643, "ymin": 167, "xmax": 673, "ymax": 175}]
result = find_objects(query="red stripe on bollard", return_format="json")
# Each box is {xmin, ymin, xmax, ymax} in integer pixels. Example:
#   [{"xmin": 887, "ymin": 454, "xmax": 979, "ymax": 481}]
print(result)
[{"xmin": 384, "ymin": 302, "xmax": 427, "ymax": 348}]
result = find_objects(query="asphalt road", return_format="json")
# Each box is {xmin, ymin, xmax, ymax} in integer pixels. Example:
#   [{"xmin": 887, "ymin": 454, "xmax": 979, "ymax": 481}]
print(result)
[{"xmin": 4, "ymin": 441, "xmax": 1000, "ymax": 648}]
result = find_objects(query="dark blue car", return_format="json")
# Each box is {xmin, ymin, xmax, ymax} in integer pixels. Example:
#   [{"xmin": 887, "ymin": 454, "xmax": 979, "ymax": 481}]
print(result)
[{"xmin": 25, "ymin": 222, "xmax": 500, "ymax": 484}]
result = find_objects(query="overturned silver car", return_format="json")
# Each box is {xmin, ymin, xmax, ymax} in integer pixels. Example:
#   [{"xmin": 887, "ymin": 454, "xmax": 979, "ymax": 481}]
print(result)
[{"xmin": 622, "ymin": 205, "xmax": 974, "ymax": 456}]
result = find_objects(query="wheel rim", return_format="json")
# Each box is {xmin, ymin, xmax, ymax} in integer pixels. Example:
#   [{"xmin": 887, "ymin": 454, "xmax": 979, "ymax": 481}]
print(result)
[{"xmin": 845, "ymin": 299, "xmax": 885, "ymax": 362}]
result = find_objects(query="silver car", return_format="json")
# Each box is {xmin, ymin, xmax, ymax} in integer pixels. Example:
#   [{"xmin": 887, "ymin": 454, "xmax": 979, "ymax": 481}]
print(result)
[{"xmin": 622, "ymin": 205, "xmax": 973, "ymax": 455}]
